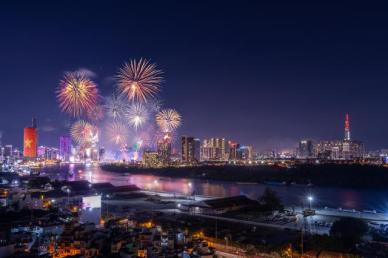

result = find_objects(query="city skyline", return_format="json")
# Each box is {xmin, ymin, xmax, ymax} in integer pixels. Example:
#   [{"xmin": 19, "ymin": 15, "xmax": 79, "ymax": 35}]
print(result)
[
  {"xmin": 0, "ymin": 112, "xmax": 372, "ymax": 154},
  {"xmin": 1, "ymin": 1, "xmax": 388, "ymax": 150}
]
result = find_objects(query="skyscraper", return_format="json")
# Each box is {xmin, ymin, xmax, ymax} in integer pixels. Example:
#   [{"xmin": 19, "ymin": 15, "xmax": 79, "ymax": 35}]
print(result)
[
  {"xmin": 143, "ymin": 151, "xmax": 160, "ymax": 167},
  {"xmin": 59, "ymin": 136, "xmax": 72, "ymax": 161},
  {"xmin": 181, "ymin": 136, "xmax": 200, "ymax": 164},
  {"xmin": 228, "ymin": 141, "xmax": 241, "ymax": 160},
  {"xmin": 194, "ymin": 138, "xmax": 201, "ymax": 162},
  {"xmin": 24, "ymin": 119, "xmax": 38, "ymax": 159},
  {"xmin": 315, "ymin": 114, "xmax": 364, "ymax": 160},
  {"xmin": 297, "ymin": 140, "xmax": 314, "ymax": 158},
  {"xmin": 200, "ymin": 138, "xmax": 226, "ymax": 161},
  {"xmin": 157, "ymin": 134, "xmax": 172, "ymax": 166},
  {"xmin": 344, "ymin": 113, "xmax": 351, "ymax": 141},
  {"xmin": 239, "ymin": 145, "xmax": 253, "ymax": 160}
]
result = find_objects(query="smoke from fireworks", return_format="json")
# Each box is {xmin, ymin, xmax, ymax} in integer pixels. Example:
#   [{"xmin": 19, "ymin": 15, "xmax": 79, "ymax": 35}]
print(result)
[
  {"xmin": 117, "ymin": 59, "xmax": 162, "ymax": 103},
  {"xmin": 126, "ymin": 103, "xmax": 149, "ymax": 130},
  {"xmin": 70, "ymin": 120, "xmax": 98, "ymax": 145},
  {"xmin": 57, "ymin": 72, "xmax": 99, "ymax": 117},
  {"xmin": 107, "ymin": 122, "xmax": 129, "ymax": 145},
  {"xmin": 156, "ymin": 108, "xmax": 181, "ymax": 132},
  {"xmin": 104, "ymin": 94, "xmax": 128, "ymax": 120}
]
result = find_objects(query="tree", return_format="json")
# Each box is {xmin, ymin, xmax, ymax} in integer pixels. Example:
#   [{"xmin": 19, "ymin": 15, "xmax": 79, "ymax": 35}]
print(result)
[
  {"xmin": 330, "ymin": 217, "xmax": 368, "ymax": 248},
  {"xmin": 259, "ymin": 188, "xmax": 284, "ymax": 212}
]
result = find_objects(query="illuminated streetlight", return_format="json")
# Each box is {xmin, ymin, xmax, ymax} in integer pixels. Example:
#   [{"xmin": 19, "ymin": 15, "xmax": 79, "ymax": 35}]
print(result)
[
  {"xmin": 307, "ymin": 195, "xmax": 313, "ymax": 209},
  {"xmin": 66, "ymin": 188, "xmax": 71, "ymax": 204}
]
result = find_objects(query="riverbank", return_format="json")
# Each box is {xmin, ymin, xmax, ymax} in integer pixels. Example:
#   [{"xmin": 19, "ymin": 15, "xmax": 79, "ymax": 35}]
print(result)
[{"xmin": 101, "ymin": 163, "xmax": 388, "ymax": 189}]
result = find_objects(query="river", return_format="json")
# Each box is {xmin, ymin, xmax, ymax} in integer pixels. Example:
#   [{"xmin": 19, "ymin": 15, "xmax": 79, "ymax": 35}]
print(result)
[{"xmin": 40, "ymin": 164, "xmax": 388, "ymax": 213}]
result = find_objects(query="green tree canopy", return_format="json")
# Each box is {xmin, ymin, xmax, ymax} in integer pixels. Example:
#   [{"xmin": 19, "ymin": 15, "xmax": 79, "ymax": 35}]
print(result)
[
  {"xmin": 330, "ymin": 217, "xmax": 368, "ymax": 248},
  {"xmin": 259, "ymin": 188, "xmax": 284, "ymax": 212}
]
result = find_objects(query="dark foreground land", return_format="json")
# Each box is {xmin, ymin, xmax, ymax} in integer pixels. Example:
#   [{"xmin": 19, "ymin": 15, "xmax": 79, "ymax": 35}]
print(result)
[{"xmin": 101, "ymin": 163, "xmax": 388, "ymax": 189}]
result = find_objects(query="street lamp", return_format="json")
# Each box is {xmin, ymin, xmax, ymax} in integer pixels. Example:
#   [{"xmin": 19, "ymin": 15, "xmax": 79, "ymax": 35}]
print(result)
[
  {"xmin": 66, "ymin": 188, "xmax": 71, "ymax": 204},
  {"xmin": 307, "ymin": 195, "xmax": 313, "ymax": 209}
]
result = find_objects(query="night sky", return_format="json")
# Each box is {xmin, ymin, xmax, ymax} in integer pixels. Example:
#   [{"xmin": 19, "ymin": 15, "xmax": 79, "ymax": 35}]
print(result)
[{"xmin": 0, "ymin": 1, "xmax": 387, "ymax": 151}]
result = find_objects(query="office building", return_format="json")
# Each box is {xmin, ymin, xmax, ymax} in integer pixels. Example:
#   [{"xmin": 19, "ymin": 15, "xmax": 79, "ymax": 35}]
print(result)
[
  {"xmin": 3, "ymin": 145, "xmax": 13, "ymax": 158},
  {"xmin": 228, "ymin": 141, "xmax": 241, "ymax": 160},
  {"xmin": 297, "ymin": 140, "xmax": 314, "ymax": 158},
  {"xmin": 239, "ymin": 145, "xmax": 253, "ymax": 160},
  {"xmin": 143, "ymin": 151, "xmax": 160, "ymax": 167},
  {"xmin": 194, "ymin": 138, "xmax": 201, "ymax": 162},
  {"xmin": 38, "ymin": 146, "xmax": 59, "ymax": 160},
  {"xmin": 59, "ymin": 136, "xmax": 72, "ymax": 161},
  {"xmin": 200, "ymin": 138, "xmax": 226, "ymax": 161},
  {"xmin": 181, "ymin": 136, "xmax": 200, "ymax": 164},
  {"xmin": 157, "ymin": 134, "xmax": 172, "ymax": 166}
]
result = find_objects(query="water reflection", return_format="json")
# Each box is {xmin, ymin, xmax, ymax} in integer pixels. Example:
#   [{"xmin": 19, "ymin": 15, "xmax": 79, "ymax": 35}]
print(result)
[{"xmin": 41, "ymin": 164, "xmax": 388, "ymax": 212}]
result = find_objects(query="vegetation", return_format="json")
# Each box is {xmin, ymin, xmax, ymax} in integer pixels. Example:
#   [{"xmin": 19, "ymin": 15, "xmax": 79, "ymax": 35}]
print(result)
[
  {"xmin": 330, "ymin": 218, "xmax": 368, "ymax": 249},
  {"xmin": 259, "ymin": 188, "xmax": 284, "ymax": 212}
]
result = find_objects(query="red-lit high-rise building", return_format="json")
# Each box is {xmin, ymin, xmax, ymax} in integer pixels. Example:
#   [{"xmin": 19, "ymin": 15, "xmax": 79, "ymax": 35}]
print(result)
[{"xmin": 23, "ymin": 118, "xmax": 38, "ymax": 158}]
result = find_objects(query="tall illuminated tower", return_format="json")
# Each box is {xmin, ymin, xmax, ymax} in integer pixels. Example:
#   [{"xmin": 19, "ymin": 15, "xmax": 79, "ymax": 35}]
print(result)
[
  {"xmin": 344, "ymin": 113, "xmax": 350, "ymax": 141},
  {"xmin": 24, "ymin": 118, "xmax": 38, "ymax": 158}
]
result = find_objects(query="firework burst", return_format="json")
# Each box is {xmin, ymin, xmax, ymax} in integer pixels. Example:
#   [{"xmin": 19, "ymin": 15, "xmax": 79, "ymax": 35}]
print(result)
[
  {"xmin": 126, "ymin": 103, "xmax": 149, "ymax": 130},
  {"xmin": 149, "ymin": 99, "xmax": 162, "ymax": 113},
  {"xmin": 87, "ymin": 105, "xmax": 104, "ymax": 122},
  {"xmin": 155, "ymin": 108, "xmax": 181, "ymax": 132},
  {"xmin": 117, "ymin": 58, "xmax": 162, "ymax": 103},
  {"xmin": 57, "ymin": 72, "xmax": 99, "ymax": 117},
  {"xmin": 104, "ymin": 94, "xmax": 128, "ymax": 120},
  {"xmin": 107, "ymin": 122, "xmax": 129, "ymax": 145},
  {"xmin": 70, "ymin": 120, "xmax": 97, "ymax": 145}
]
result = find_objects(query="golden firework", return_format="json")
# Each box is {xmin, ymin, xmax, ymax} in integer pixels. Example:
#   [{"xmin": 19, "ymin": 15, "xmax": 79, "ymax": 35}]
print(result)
[
  {"xmin": 70, "ymin": 120, "xmax": 97, "ymax": 145},
  {"xmin": 117, "ymin": 58, "xmax": 162, "ymax": 103},
  {"xmin": 57, "ymin": 72, "xmax": 99, "ymax": 117},
  {"xmin": 155, "ymin": 109, "xmax": 181, "ymax": 132}
]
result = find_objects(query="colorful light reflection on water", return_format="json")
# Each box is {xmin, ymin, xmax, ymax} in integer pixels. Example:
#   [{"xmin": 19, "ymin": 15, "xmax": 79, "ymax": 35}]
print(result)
[{"xmin": 43, "ymin": 164, "xmax": 388, "ymax": 212}]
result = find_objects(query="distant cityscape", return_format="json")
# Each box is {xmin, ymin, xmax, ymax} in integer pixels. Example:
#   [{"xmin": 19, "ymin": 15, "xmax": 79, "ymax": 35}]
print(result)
[{"xmin": 1, "ymin": 114, "xmax": 388, "ymax": 171}]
